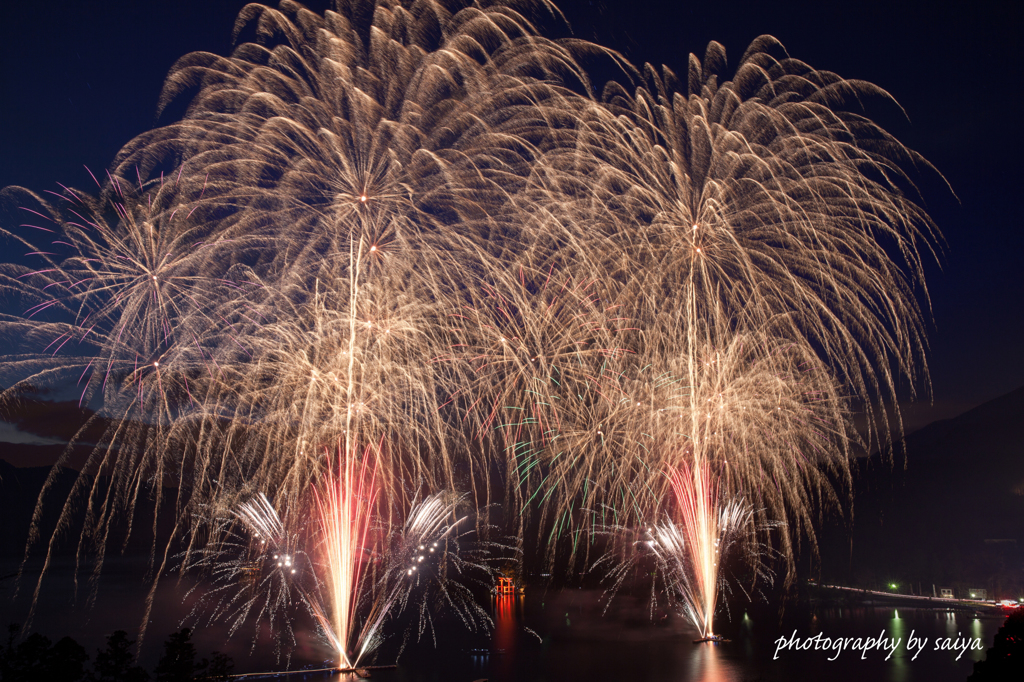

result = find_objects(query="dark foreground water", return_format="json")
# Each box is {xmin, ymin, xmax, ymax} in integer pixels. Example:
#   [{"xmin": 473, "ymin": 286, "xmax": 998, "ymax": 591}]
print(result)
[
  {"xmin": 362, "ymin": 591, "xmax": 999, "ymax": 682},
  {"xmin": 2, "ymin": 558, "xmax": 1004, "ymax": 682}
]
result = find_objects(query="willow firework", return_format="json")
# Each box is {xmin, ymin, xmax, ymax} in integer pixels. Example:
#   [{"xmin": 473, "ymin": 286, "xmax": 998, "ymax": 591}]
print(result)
[
  {"xmin": 1, "ymin": 0, "xmax": 941, "ymax": 652},
  {"xmin": 504, "ymin": 34, "xmax": 940, "ymax": 577}
]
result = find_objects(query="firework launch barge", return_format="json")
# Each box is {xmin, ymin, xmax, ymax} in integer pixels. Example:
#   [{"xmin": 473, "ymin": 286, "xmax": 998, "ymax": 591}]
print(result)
[{"xmin": 693, "ymin": 635, "xmax": 731, "ymax": 644}]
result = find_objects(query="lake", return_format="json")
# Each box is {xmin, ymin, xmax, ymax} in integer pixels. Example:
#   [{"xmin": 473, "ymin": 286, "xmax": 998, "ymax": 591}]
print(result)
[
  {"xmin": 362, "ymin": 590, "xmax": 1001, "ymax": 682},
  {"xmin": 2, "ymin": 560, "xmax": 1005, "ymax": 681}
]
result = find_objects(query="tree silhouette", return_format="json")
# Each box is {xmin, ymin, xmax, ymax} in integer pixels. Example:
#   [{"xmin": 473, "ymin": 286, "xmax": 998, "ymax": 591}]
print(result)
[
  {"xmin": 969, "ymin": 609, "xmax": 1024, "ymax": 681},
  {"xmin": 48, "ymin": 637, "xmax": 89, "ymax": 681},
  {"xmin": 205, "ymin": 651, "xmax": 234, "ymax": 682},
  {"xmin": 89, "ymin": 630, "xmax": 149, "ymax": 682},
  {"xmin": 0, "ymin": 624, "xmax": 231, "ymax": 682},
  {"xmin": 154, "ymin": 629, "xmax": 201, "ymax": 682},
  {"xmin": 0, "ymin": 625, "xmax": 88, "ymax": 682}
]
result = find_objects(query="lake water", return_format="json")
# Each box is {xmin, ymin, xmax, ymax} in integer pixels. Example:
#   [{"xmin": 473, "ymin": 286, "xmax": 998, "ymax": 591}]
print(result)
[
  {"xmin": 2, "ymin": 560, "xmax": 1005, "ymax": 682},
  {"xmin": 363, "ymin": 590, "xmax": 1001, "ymax": 682}
]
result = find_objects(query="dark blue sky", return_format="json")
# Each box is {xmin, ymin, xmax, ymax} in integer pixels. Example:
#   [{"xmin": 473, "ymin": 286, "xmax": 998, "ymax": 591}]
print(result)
[{"xmin": 1, "ymin": 0, "xmax": 1021, "ymax": 433}]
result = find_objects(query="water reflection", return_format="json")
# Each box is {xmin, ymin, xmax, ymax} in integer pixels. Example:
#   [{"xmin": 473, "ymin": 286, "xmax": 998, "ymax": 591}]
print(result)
[
  {"xmin": 686, "ymin": 639, "xmax": 742, "ymax": 682},
  {"xmin": 888, "ymin": 609, "xmax": 909, "ymax": 682},
  {"xmin": 491, "ymin": 593, "xmax": 523, "ymax": 682},
  {"xmin": 969, "ymin": 616, "xmax": 985, "ymax": 663},
  {"xmin": 4, "ymin": 565, "xmax": 1007, "ymax": 682}
]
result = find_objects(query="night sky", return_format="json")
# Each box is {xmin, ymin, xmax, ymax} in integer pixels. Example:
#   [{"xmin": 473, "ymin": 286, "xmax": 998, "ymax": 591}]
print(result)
[{"xmin": 1, "ymin": 0, "xmax": 1021, "ymax": 442}]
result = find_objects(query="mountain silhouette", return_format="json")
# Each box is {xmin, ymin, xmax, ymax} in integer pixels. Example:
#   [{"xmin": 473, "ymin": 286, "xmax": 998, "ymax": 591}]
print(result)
[{"xmin": 820, "ymin": 385, "xmax": 1024, "ymax": 596}]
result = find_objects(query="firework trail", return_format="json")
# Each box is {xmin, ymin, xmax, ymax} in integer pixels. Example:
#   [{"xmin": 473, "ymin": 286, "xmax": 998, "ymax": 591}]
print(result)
[
  {"xmin": 0, "ymin": 173, "xmax": 265, "ymax": 619},
  {"xmin": 309, "ymin": 482, "xmax": 506, "ymax": 667},
  {"xmin": 92, "ymin": 0, "xmax": 606, "ymax": 552},
  {"xmin": 528, "ymin": 35, "xmax": 940, "ymax": 451},
  {"xmin": 662, "ymin": 461, "xmax": 747, "ymax": 638},
  {"xmin": 0, "ymin": 0, "xmax": 944, "ymax": 653},
  {"xmin": 3, "ymin": 0, "xmax": 586, "ymax": 630},
  {"xmin": 440, "ymin": 268, "xmax": 635, "ymax": 540},
  {"xmin": 505, "ymin": 33, "xmax": 942, "ymax": 588},
  {"xmin": 358, "ymin": 491, "xmax": 506, "ymax": 658}
]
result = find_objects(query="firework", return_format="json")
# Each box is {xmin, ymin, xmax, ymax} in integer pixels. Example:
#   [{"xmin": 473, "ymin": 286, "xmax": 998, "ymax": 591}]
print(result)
[
  {"xmin": 309, "ymin": 479, "xmax": 507, "ymax": 667},
  {"xmin": 90, "ymin": 0, "xmax": 605, "ymax": 551},
  {"xmin": 0, "ymin": 0, "xmax": 943, "ymax": 659},
  {"xmin": 439, "ymin": 267, "xmax": 635, "ymax": 542},
  {"xmin": 179, "ymin": 493, "xmax": 309, "ymax": 659},
  {"xmin": 364, "ymin": 492, "xmax": 506, "ymax": 655},
  {"xmin": 503, "ymin": 32, "xmax": 941, "ymax": 587},
  {"xmin": 181, "ymin": 466, "xmax": 507, "ymax": 666},
  {"xmin": 0, "ymin": 173, "xmax": 265, "ymax": 622},
  {"xmin": 308, "ymin": 444, "xmax": 378, "ymax": 669},
  {"xmin": 527, "ymin": 35, "xmax": 939, "ymax": 454},
  {"xmin": 598, "ymin": 463, "xmax": 768, "ymax": 639},
  {"xmin": 661, "ymin": 461, "xmax": 749, "ymax": 638}
]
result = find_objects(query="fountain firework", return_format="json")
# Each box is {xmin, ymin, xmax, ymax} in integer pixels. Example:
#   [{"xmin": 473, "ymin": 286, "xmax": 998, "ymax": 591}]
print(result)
[
  {"xmin": 662, "ymin": 461, "xmax": 747, "ymax": 638},
  {"xmin": 599, "ymin": 463, "xmax": 762, "ymax": 639},
  {"xmin": 180, "ymin": 493, "xmax": 309, "ymax": 659},
  {"xmin": 185, "ymin": 477, "xmax": 504, "ymax": 667},
  {"xmin": 308, "ymin": 476, "xmax": 507, "ymax": 667},
  {"xmin": 309, "ymin": 444, "xmax": 379, "ymax": 669}
]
